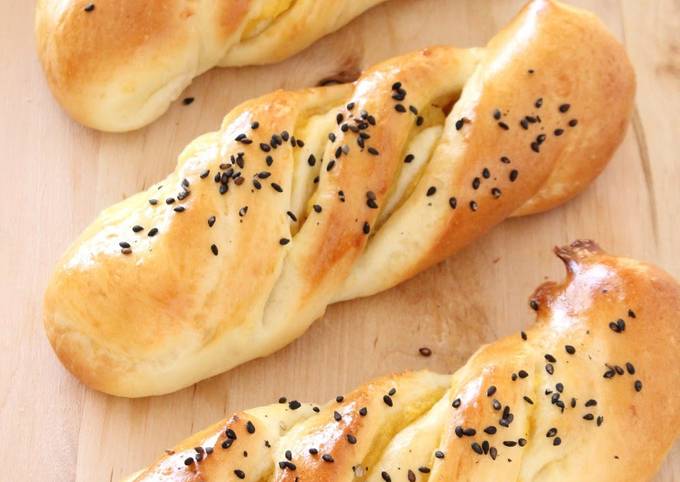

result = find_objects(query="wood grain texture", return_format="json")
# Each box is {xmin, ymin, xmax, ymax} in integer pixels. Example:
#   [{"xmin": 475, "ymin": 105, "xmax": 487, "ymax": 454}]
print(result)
[{"xmin": 0, "ymin": 0, "xmax": 677, "ymax": 480}]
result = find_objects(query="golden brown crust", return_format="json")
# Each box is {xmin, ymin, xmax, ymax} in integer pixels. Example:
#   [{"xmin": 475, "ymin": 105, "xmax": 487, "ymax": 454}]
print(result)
[
  {"xmin": 125, "ymin": 242, "xmax": 680, "ymax": 481},
  {"xmin": 44, "ymin": 1, "xmax": 635, "ymax": 397},
  {"xmin": 34, "ymin": 0, "xmax": 386, "ymax": 131}
]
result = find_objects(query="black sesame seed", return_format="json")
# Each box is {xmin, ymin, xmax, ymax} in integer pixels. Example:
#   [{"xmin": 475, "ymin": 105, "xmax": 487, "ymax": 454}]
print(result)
[
  {"xmin": 509, "ymin": 170, "xmax": 519, "ymax": 182},
  {"xmin": 535, "ymin": 98, "xmax": 543, "ymax": 108},
  {"xmin": 148, "ymin": 199, "xmax": 158, "ymax": 205},
  {"xmin": 426, "ymin": 186, "xmax": 437, "ymax": 197},
  {"xmin": 119, "ymin": 241, "xmax": 131, "ymax": 249},
  {"xmin": 559, "ymin": 104, "xmax": 571, "ymax": 113},
  {"xmin": 546, "ymin": 427, "xmax": 558, "ymax": 438},
  {"xmin": 173, "ymin": 206, "xmax": 185, "ymax": 213},
  {"xmin": 419, "ymin": 347, "xmax": 432, "ymax": 357},
  {"xmin": 322, "ymin": 454, "xmax": 334, "ymax": 463},
  {"xmin": 416, "ymin": 115, "xmax": 424, "ymax": 126},
  {"xmin": 309, "ymin": 447, "xmax": 318, "ymax": 455},
  {"xmin": 271, "ymin": 182, "xmax": 283, "ymax": 193},
  {"xmin": 395, "ymin": 104, "xmax": 407, "ymax": 113},
  {"xmin": 583, "ymin": 414, "xmax": 594, "ymax": 421},
  {"xmin": 234, "ymin": 469, "xmax": 246, "ymax": 479},
  {"xmin": 545, "ymin": 363, "xmax": 554, "ymax": 375},
  {"xmin": 333, "ymin": 411, "xmax": 342, "ymax": 422},
  {"xmin": 521, "ymin": 331, "xmax": 527, "ymax": 341},
  {"xmin": 520, "ymin": 119, "xmax": 529, "ymax": 130},
  {"xmin": 279, "ymin": 238, "xmax": 290, "ymax": 246},
  {"xmin": 435, "ymin": 450, "xmax": 445, "ymax": 459},
  {"xmin": 452, "ymin": 398, "xmax": 461, "ymax": 408},
  {"xmin": 132, "ymin": 225, "xmax": 144, "ymax": 233},
  {"xmin": 165, "ymin": 197, "xmax": 175, "ymax": 205},
  {"xmin": 367, "ymin": 147, "xmax": 379, "ymax": 156},
  {"xmin": 359, "ymin": 407, "xmax": 368, "ymax": 416},
  {"xmin": 288, "ymin": 400, "xmax": 301, "ymax": 410},
  {"xmin": 469, "ymin": 200, "xmax": 478, "ymax": 211},
  {"xmin": 484, "ymin": 426, "xmax": 497, "ymax": 434},
  {"xmin": 148, "ymin": 228, "xmax": 158, "ymax": 237},
  {"xmin": 383, "ymin": 395, "xmax": 393, "ymax": 407},
  {"xmin": 626, "ymin": 362, "xmax": 635, "ymax": 375},
  {"xmin": 210, "ymin": 244, "xmax": 219, "ymax": 256},
  {"xmin": 487, "ymin": 386, "xmax": 497, "ymax": 397},
  {"xmin": 252, "ymin": 179, "xmax": 262, "ymax": 190},
  {"xmin": 491, "ymin": 187, "xmax": 502, "ymax": 199},
  {"xmin": 226, "ymin": 429, "xmax": 237, "ymax": 440},
  {"xmin": 184, "ymin": 457, "xmax": 194, "ymax": 466},
  {"xmin": 472, "ymin": 177, "xmax": 481, "ymax": 190},
  {"xmin": 518, "ymin": 370, "xmax": 528, "ymax": 378},
  {"xmin": 609, "ymin": 319, "xmax": 625, "ymax": 333},
  {"xmin": 554, "ymin": 128, "xmax": 564, "ymax": 136},
  {"xmin": 382, "ymin": 471, "xmax": 392, "ymax": 482},
  {"xmin": 246, "ymin": 421, "xmax": 256, "ymax": 434},
  {"xmin": 523, "ymin": 396, "xmax": 534, "ymax": 404},
  {"xmin": 493, "ymin": 109, "xmax": 502, "ymax": 120},
  {"xmin": 471, "ymin": 443, "xmax": 483, "ymax": 455},
  {"xmin": 449, "ymin": 197, "xmax": 457, "ymax": 209},
  {"xmin": 404, "ymin": 154, "xmax": 415, "ymax": 164},
  {"xmin": 553, "ymin": 437, "xmax": 562, "ymax": 446},
  {"xmin": 363, "ymin": 222, "xmax": 370, "ymax": 235},
  {"xmin": 326, "ymin": 160, "xmax": 336, "ymax": 172},
  {"xmin": 565, "ymin": 345, "xmax": 576, "ymax": 354},
  {"xmin": 530, "ymin": 300, "xmax": 539, "ymax": 311},
  {"xmin": 347, "ymin": 434, "xmax": 357, "ymax": 444},
  {"xmin": 545, "ymin": 354, "xmax": 557, "ymax": 363},
  {"xmin": 531, "ymin": 142, "xmax": 540, "ymax": 153},
  {"xmin": 498, "ymin": 122, "xmax": 509, "ymax": 130},
  {"xmin": 569, "ymin": 119, "xmax": 578, "ymax": 127},
  {"xmin": 634, "ymin": 380, "xmax": 643, "ymax": 392},
  {"xmin": 455, "ymin": 118, "xmax": 465, "ymax": 130}
]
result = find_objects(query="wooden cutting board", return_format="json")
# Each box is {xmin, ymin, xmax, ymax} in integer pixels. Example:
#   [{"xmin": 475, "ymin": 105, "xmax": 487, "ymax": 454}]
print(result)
[{"xmin": 1, "ymin": 0, "xmax": 678, "ymax": 480}]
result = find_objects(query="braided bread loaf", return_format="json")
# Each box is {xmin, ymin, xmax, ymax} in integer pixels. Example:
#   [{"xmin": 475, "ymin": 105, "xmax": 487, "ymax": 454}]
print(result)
[
  {"xmin": 44, "ymin": 0, "xmax": 635, "ymax": 397},
  {"xmin": 123, "ymin": 241, "xmax": 680, "ymax": 481},
  {"xmin": 35, "ymin": 0, "xmax": 387, "ymax": 131}
]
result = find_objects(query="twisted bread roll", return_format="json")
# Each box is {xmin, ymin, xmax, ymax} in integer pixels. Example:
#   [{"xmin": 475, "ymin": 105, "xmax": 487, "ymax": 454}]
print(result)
[
  {"xmin": 35, "ymin": 0, "xmax": 387, "ymax": 131},
  {"xmin": 44, "ymin": 0, "xmax": 635, "ymax": 397},
  {"xmin": 124, "ymin": 241, "xmax": 680, "ymax": 481}
]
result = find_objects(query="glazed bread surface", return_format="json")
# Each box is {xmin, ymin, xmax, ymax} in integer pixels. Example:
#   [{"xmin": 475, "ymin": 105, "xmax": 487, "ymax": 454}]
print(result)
[
  {"xmin": 44, "ymin": 0, "xmax": 636, "ymax": 396},
  {"xmin": 35, "ymin": 0, "xmax": 387, "ymax": 131},
  {"xmin": 124, "ymin": 241, "xmax": 680, "ymax": 481}
]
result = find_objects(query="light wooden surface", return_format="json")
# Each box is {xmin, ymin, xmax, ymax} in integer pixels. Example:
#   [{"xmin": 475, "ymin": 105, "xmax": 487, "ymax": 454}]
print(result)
[{"xmin": 1, "ymin": 1, "xmax": 678, "ymax": 480}]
